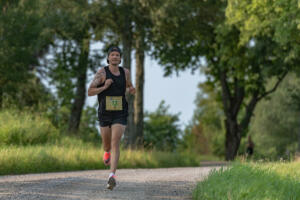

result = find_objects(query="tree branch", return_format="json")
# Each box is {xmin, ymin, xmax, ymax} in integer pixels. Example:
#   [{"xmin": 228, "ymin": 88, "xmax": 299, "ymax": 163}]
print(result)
[
  {"xmin": 258, "ymin": 71, "xmax": 288, "ymax": 101},
  {"xmin": 232, "ymin": 77, "xmax": 245, "ymax": 118},
  {"xmin": 219, "ymin": 68, "xmax": 232, "ymax": 118},
  {"xmin": 239, "ymin": 90, "xmax": 259, "ymax": 136},
  {"xmin": 239, "ymin": 70, "xmax": 288, "ymax": 136}
]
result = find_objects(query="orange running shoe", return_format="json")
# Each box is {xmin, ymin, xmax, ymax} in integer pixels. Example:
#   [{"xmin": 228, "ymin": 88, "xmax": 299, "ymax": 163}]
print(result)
[{"xmin": 103, "ymin": 152, "xmax": 111, "ymax": 166}]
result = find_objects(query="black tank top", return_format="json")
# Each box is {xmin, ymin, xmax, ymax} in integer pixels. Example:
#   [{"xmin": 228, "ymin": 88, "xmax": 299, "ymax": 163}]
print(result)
[{"xmin": 97, "ymin": 66, "xmax": 128, "ymax": 119}]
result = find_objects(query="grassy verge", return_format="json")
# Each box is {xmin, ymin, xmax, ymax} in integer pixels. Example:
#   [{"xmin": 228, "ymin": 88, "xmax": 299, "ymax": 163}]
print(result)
[
  {"xmin": 0, "ymin": 109, "xmax": 206, "ymax": 175},
  {"xmin": 0, "ymin": 138, "xmax": 201, "ymax": 175},
  {"xmin": 0, "ymin": 109, "xmax": 59, "ymax": 145},
  {"xmin": 198, "ymin": 154, "xmax": 222, "ymax": 162},
  {"xmin": 193, "ymin": 162, "xmax": 300, "ymax": 200}
]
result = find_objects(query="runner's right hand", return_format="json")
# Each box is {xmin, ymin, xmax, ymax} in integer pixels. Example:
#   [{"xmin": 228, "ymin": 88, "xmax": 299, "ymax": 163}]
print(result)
[{"xmin": 104, "ymin": 79, "xmax": 113, "ymax": 89}]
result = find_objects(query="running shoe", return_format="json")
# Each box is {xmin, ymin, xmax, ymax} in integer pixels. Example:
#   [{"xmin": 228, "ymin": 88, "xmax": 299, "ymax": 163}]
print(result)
[
  {"xmin": 103, "ymin": 152, "xmax": 111, "ymax": 166},
  {"xmin": 107, "ymin": 175, "xmax": 116, "ymax": 190}
]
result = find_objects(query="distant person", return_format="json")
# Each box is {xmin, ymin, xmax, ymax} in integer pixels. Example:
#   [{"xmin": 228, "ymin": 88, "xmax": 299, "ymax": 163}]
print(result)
[
  {"xmin": 246, "ymin": 135, "xmax": 254, "ymax": 157},
  {"xmin": 88, "ymin": 46, "xmax": 136, "ymax": 190}
]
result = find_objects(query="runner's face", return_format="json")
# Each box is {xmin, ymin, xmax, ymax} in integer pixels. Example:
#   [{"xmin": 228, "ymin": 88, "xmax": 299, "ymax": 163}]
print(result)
[{"xmin": 108, "ymin": 52, "xmax": 121, "ymax": 65}]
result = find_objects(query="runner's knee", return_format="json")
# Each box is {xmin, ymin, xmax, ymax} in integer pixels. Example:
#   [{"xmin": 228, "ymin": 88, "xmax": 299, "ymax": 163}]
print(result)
[{"xmin": 111, "ymin": 139, "xmax": 120, "ymax": 148}]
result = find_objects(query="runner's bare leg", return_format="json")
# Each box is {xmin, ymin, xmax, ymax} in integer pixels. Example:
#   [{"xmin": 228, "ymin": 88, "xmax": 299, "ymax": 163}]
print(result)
[
  {"xmin": 110, "ymin": 124, "xmax": 126, "ymax": 173},
  {"xmin": 100, "ymin": 126, "xmax": 112, "ymax": 152}
]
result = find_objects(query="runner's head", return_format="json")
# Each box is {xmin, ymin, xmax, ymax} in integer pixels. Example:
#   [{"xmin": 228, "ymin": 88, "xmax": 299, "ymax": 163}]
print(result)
[{"xmin": 107, "ymin": 46, "xmax": 122, "ymax": 64}]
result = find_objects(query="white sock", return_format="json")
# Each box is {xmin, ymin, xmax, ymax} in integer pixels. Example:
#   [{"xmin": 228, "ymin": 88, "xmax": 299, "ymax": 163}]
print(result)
[{"xmin": 109, "ymin": 172, "xmax": 115, "ymax": 178}]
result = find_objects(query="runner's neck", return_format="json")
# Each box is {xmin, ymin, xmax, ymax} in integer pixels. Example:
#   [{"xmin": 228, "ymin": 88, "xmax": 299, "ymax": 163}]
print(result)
[{"xmin": 108, "ymin": 65, "xmax": 120, "ymax": 76}]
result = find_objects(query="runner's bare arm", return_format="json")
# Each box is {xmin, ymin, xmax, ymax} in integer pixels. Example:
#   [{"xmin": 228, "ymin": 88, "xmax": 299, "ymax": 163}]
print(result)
[
  {"xmin": 124, "ymin": 68, "xmax": 136, "ymax": 95},
  {"xmin": 87, "ymin": 69, "xmax": 107, "ymax": 96}
]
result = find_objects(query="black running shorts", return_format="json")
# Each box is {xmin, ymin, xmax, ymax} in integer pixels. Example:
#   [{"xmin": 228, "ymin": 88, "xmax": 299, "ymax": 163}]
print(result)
[{"xmin": 99, "ymin": 116, "xmax": 127, "ymax": 128}]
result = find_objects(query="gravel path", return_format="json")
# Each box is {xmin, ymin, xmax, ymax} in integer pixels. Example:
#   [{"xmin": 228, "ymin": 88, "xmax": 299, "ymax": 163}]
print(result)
[{"xmin": 0, "ymin": 166, "xmax": 221, "ymax": 200}]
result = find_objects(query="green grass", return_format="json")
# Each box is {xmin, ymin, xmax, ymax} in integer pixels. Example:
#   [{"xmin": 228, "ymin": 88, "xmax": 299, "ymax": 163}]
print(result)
[
  {"xmin": 0, "ymin": 137, "xmax": 201, "ymax": 175},
  {"xmin": 193, "ymin": 162, "xmax": 300, "ymax": 200},
  {"xmin": 198, "ymin": 154, "xmax": 222, "ymax": 162},
  {"xmin": 0, "ymin": 109, "xmax": 203, "ymax": 175},
  {"xmin": 0, "ymin": 110, "xmax": 59, "ymax": 145}
]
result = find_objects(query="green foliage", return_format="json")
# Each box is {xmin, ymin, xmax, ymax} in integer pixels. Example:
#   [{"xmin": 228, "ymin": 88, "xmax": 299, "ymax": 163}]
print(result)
[
  {"xmin": 194, "ymin": 162, "xmax": 300, "ymax": 200},
  {"xmin": 227, "ymin": 0, "xmax": 300, "ymax": 61},
  {"xmin": 78, "ymin": 105, "xmax": 101, "ymax": 143},
  {"xmin": 42, "ymin": 1, "xmax": 106, "ymax": 135},
  {"xmin": 45, "ymin": 104, "xmax": 101, "ymax": 143},
  {"xmin": 0, "ymin": 144, "xmax": 200, "ymax": 175},
  {"xmin": 182, "ymin": 83, "xmax": 225, "ymax": 157},
  {"xmin": 144, "ymin": 101, "xmax": 182, "ymax": 151},
  {"xmin": 0, "ymin": 110, "xmax": 59, "ymax": 145},
  {"xmin": 2, "ymin": 76, "xmax": 55, "ymax": 109},
  {"xmin": 0, "ymin": 0, "xmax": 54, "ymax": 103},
  {"xmin": 249, "ymin": 73, "xmax": 300, "ymax": 159},
  {"xmin": 151, "ymin": 0, "xmax": 295, "ymax": 160},
  {"xmin": 151, "ymin": 0, "xmax": 225, "ymax": 76},
  {"xmin": 0, "ymin": 143, "xmax": 103, "ymax": 175},
  {"xmin": 45, "ymin": 1, "xmax": 98, "ymax": 108}
]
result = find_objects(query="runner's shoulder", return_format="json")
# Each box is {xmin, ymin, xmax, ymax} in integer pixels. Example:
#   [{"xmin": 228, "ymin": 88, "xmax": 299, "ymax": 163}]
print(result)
[
  {"xmin": 98, "ymin": 67, "xmax": 106, "ymax": 73},
  {"xmin": 123, "ymin": 67, "xmax": 130, "ymax": 75},
  {"xmin": 97, "ymin": 67, "xmax": 107, "ymax": 76}
]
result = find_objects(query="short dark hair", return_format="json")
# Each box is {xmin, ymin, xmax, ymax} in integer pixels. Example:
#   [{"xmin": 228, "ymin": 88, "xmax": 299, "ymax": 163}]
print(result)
[{"xmin": 107, "ymin": 46, "xmax": 122, "ymax": 64}]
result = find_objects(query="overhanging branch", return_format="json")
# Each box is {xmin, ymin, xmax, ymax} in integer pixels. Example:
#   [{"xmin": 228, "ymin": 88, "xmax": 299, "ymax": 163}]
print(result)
[{"xmin": 258, "ymin": 71, "xmax": 288, "ymax": 101}]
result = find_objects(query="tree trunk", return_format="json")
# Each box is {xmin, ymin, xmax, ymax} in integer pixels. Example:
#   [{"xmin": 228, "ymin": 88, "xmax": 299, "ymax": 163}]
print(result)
[
  {"xmin": 121, "ymin": 10, "xmax": 134, "ymax": 147},
  {"xmin": 225, "ymin": 118, "xmax": 241, "ymax": 161},
  {"xmin": 219, "ymin": 70, "xmax": 241, "ymax": 161},
  {"xmin": 68, "ymin": 38, "xmax": 89, "ymax": 134},
  {"xmin": 133, "ymin": 35, "xmax": 145, "ymax": 148},
  {"xmin": 224, "ymin": 96, "xmax": 259, "ymax": 161},
  {"xmin": 298, "ymin": 112, "xmax": 300, "ymax": 152},
  {"xmin": 0, "ymin": 86, "xmax": 2, "ymax": 110},
  {"xmin": 217, "ymin": 62, "xmax": 287, "ymax": 160}
]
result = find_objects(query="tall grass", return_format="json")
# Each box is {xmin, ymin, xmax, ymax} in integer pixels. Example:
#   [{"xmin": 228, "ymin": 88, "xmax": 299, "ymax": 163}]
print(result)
[
  {"xmin": 0, "ymin": 143, "xmax": 101, "ymax": 175},
  {"xmin": 193, "ymin": 162, "xmax": 300, "ymax": 200},
  {"xmin": 0, "ymin": 109, "xmax": 201, "ymax": 175},
  {"xmin": 0, "ymin": 110, "xmax": 59, "ymax": 145},
  {"xmin": 0, "ymin": 137, "xmax": 201, "ymax": 175}
]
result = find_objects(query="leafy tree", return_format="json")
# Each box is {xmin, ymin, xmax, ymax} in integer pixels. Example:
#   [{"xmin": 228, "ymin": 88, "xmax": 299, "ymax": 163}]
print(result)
[
  {"xmin": 78, "ymin": 105, "xmax": 101, "ymax": 143},
  {"xmin": 131, "ymin": 0, "xmax": 153, "ymax": 148},
  {"xmin": 226, "ymin": 0, "xmax": 300, "ymax": 64},
  {"xmin": 91, "ymin": 0, "xmax": 154, "ymax": 148},
  {"xmin": 2, "ymin": 76, "xmax": 54, "ymax": 110},
  {"xmin": 227, "ymin": 0, "xmax": 300, "ymax": 155},
  {"xmin": 182, "ymin": 82, "xmax": 225, "ymax": 157},
  {"xmin": 143, "ymin": 101, "xmax": 182, "ymax": 151},
  {"xmin": 151, "ymin": 0, "xmax": 294, "ymax": 160},
  {"xmin": 46, "ymin": 0, "xmax": 104, "ymax": 134},
  {"xmin": 0, "ymin": 0, "xmax": 54, "ymax": 109},
  {"xmin": 91, "ymin": 0, "xmax": 135, "ymax": 146},
  {"xmin": 249, "ymin": 73, "xmax": 300, "ymax": 159}
]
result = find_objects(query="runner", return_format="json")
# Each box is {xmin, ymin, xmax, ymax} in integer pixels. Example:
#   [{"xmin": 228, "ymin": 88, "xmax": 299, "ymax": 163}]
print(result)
[{"xmin": 88, "ymin": 46, "xmax": 136, "ymax": 190}]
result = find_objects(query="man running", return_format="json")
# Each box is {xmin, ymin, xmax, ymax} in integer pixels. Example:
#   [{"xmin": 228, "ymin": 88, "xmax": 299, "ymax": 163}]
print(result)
[{"xmin": 88, "ymin": 46, "xmax": 135, "ymax": 190}]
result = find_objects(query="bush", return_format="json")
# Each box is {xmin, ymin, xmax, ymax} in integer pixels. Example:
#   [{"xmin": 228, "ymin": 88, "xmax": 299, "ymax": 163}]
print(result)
[
  {"xmin": 143, "ymin": 101, "xmax": 182, "ymax": 151},
  {"xmin": 0, "ymin": 110, "xmax": 59, "ymax": 145}
]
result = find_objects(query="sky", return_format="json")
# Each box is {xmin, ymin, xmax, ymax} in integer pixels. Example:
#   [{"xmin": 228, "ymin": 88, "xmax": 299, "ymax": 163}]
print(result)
[{"xmin": 86, "ymin": 56, "xmax": 206, "ymax": 129}]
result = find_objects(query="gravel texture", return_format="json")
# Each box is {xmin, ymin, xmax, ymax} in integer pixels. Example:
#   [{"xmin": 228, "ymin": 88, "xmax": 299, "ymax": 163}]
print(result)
[{"xmin": 0, "ymin": 166, "xmax": 220, "ymax": 200}]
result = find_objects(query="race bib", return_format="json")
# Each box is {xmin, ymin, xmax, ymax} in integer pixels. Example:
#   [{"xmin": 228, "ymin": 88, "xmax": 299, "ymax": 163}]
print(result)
[{"xmin": 106, "ymin": 96, "xmax": 123, "ymax": 111}]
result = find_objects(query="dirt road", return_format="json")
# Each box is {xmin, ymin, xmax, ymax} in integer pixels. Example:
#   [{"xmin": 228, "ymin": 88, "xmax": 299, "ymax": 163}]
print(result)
[{"xmin": 0, "ymin": 166, "xmax": 220, "ymax": 200}]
